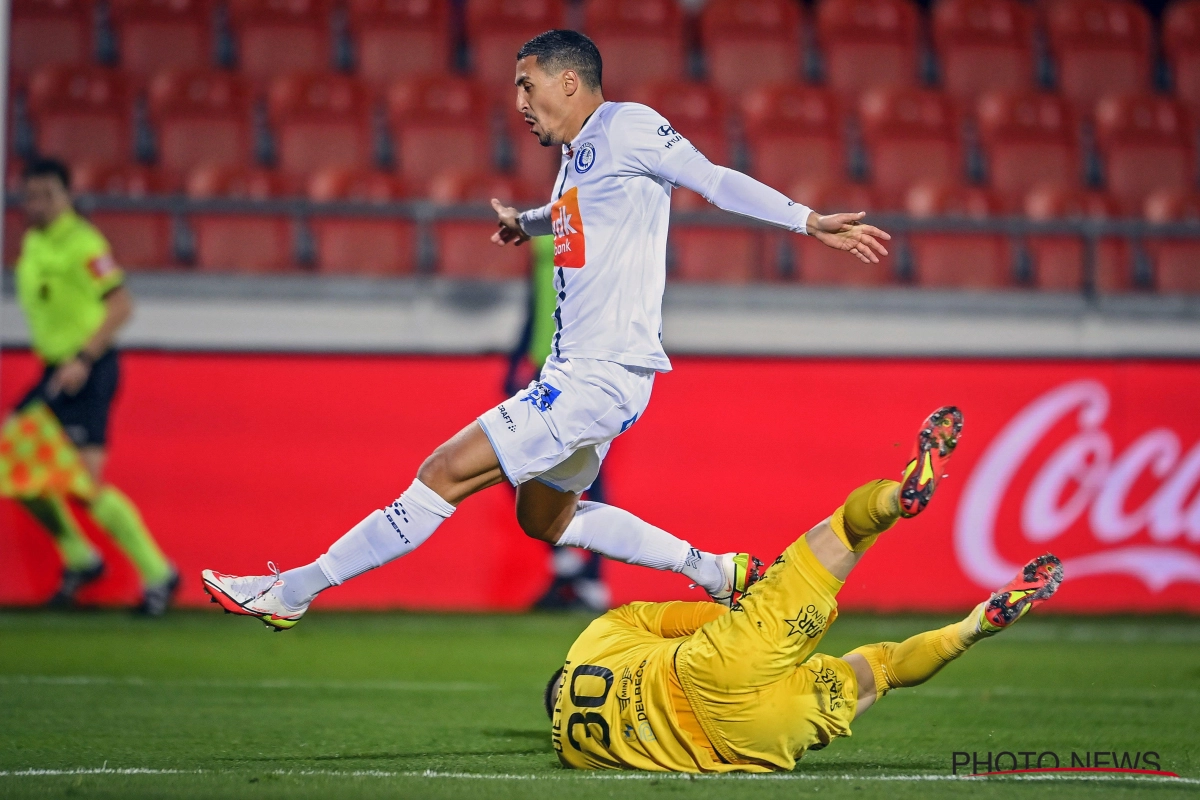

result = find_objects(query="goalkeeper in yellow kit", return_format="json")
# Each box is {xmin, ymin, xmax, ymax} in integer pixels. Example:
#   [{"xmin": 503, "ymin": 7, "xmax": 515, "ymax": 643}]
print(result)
[{"xmin": 546, "ymin": 406, "xmax": 1064, "ymax": 773}]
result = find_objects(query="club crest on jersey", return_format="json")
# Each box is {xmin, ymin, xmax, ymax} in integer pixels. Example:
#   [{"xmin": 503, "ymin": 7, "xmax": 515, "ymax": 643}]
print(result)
[
  {"xmin": 551, "ymin": 187, "xmax": 586, "ymax": 268},
  {"xmin": 521, "ymin": 381, "xmax": 562, "ymax": 412},
  {"xmin": 574, "ymin": 142, "xmax": 596, "ymax": 173}
]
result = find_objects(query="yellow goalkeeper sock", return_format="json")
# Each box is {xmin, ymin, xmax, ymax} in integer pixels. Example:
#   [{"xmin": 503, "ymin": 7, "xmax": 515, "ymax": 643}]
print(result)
[
  {"xmin": 21, "ymin": 495, "xmax": 101, "ymax": 570},
  {"xmin": 848, "ymin": 608, "xmax": 984, "ymax": 700},
  {"xmin": 828, "ymin": 479, "xmax": 901, "ymax": 554}
]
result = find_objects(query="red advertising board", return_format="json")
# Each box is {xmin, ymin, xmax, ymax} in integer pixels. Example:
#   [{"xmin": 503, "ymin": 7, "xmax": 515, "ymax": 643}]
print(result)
[{"xmin": 2, "ymin": 351, "xmax": 1198, "ymax": 613}]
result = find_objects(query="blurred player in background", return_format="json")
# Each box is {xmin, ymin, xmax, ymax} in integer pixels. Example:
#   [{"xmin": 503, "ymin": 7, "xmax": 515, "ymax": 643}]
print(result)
[
  {"xmin": 2, "ymin": 158, "xmax": 177, "ymax": 615},
  {"xmin": 202, "ymin": 31, "xmax": 891, "ymax": 629},
  {"xmin": 506, "ymin": 236, "xmax": 609, "ymax": 612},
  {"xmin": 545, "ymin": 407, "xmax": 1064, "ymax": 772}
]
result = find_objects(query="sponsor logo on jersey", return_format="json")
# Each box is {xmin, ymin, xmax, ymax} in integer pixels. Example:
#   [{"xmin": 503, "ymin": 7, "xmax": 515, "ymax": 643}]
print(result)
[
  {"xmin": 574, "ymin": 142, "xmax": 596, "ymax": 173},
  {"xmin": 551, "ymin": 187, "xmax": 586, "ymax": 268},
  {"xmin": 521, "ymin": 381, "xmax": 562, "ymax": 412},
  {"xmin": 657, "ymin": 124, "xmax": 676, "ymax": 137},
  {"xmin": 784, "ymin": 603, "xmax": 828, "ymax": 638}
]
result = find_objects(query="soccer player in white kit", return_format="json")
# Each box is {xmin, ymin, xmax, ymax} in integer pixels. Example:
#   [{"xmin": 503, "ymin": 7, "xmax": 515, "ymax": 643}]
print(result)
[{"xmin": 202, "ymin": 30, "xmax": 892, "ymax": 629}]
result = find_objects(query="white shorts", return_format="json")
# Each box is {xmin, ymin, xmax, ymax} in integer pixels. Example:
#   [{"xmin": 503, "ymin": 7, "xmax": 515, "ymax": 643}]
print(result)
[{"xmin": 477, "ymin": 357, "xmax": 655, "ymax": 495}]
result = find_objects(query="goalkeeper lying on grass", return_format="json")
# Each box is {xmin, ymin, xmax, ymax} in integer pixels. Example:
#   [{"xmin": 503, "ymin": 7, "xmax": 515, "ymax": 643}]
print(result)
[{"xmin": 545, "ymin": 406, "xmax": 1063, "ymax": 772}]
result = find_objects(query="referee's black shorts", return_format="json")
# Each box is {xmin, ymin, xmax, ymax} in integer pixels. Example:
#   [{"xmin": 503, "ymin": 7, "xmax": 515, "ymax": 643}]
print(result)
[{"xmin": 17, "ymin": 349, "xmax": 120, "ymax": 448}]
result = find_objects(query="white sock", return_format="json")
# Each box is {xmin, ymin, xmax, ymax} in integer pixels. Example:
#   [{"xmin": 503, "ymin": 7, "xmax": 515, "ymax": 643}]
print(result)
[
  {"xmin": 311, "ymin": 479, "xmax": 455, "ymax": 591},
  {"xmin": 555, "ymin": 502, "xmax": 725, "ymax": 595}
]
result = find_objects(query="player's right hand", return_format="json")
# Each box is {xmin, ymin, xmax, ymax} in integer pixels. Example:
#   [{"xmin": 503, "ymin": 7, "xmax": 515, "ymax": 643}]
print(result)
[{"xmin": 491, "ymin": 198, "xmax": 530, "ymax": 247}]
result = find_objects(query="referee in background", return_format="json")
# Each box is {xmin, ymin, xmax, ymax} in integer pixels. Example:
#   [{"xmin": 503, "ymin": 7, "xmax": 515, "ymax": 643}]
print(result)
[{"xmin": 8, "ymin": 158, "xmax": 177, "ymax": 614}]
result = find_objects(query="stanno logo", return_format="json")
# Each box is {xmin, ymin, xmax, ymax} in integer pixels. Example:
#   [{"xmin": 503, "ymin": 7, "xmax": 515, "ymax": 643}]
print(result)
[{"xmin": 551, "ymin": 187, "xmax": 586, "ymax": 268}]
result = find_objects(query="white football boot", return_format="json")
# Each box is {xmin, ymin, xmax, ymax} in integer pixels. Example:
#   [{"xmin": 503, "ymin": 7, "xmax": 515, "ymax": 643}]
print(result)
[{"xmin": 201, "ymin": 562, "xmax": 308, "ymax": 631}]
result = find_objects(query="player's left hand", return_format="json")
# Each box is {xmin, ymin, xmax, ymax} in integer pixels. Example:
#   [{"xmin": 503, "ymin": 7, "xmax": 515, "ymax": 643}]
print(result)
[
  {"xmin": 807, "ymin": 211, "xmax": 891, "ymax": 264},
  {"xmin": 491, "ymin": 199, "xmax": 530, "ymax": 247},
  {"xmin": 48, "ymin": 358, "xmax": 90, "ymax": 398}
]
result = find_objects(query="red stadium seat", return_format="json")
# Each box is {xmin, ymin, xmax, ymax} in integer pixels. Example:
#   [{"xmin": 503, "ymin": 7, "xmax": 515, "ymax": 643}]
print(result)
[
  {"xmin": 626, "ymin": 82, "xmax": 730, "ymax": 166},
  {"xmin": 71, "ymin": 162, "xmax": 169, "ymax": 196},
  {"xmin": 347, "ymin": 0, "xmax": 451, "ymax": 87},
  {"xmin": 310, "ymin": 179, "xmax": 416, "ymax": 285},
  {"xmin": 310, "ymin": 217, "xmax": 418, "ymax": 275},
  {"xmin": 191, "ymin": 214, "xmax": 296, "ymax": 271},
  {"xmin": 816, "ymin": 0, "xmax": 921, "ymax": 93},
  {"xmin": 1094, "ymin": 93, "xmax": 1194, "ymax": 214},
  {"xmin": 148, "ymin": 70, "xmax": 253, "ymax": 183},
  {"xmin": 26, "ymin": 67, "xmax": 132, "ymax": 165},
  {"xmin": 786, "ymin": 180, "xmax": 890, "ymax": 285},
  {"xmin": 11, "ymin": 0, "xmax": 93, "ymax": 82},
  {"xmin": 88, "ymin": 210, "xmax": 176, "ymax": 268},
  {"xmin": 859, "ymin": 87, "xmax": 961, "ymax": 208},
  {"xmin": 903, "ymin": 181, "xmax": 1010, "ymax": 289},
  {"xmin": 699, "ymin": 0, "xmax": 802, "ymax": 95},
  {"xmin": 227, "ymin": 0, "xmax": 332, "ymax": 84},
  {"xmin": 1165, "ymin": 0, "xmax": 1200, "ymax": 111},
  {"xmin": 427, "ymin": 171, "xmax": 540, "ymax": 205},
  {"xmin": 1143, "ymin": 189, "xmax": 1200, "ymax": 293},
  {"xmin": 465, "ymin": 0, "xmax": 565, "ymax": 91},
  {"xmin": 931, "ymin": 0, "xmax": 1036, "ymax": 102},
  {"xmin": 185, "ymin": 165, "xmax": 291, "ymax": 198},
  {"xmin": 109, "ymin": 0, "xmax": 212, "ymax": 80},
  {"xmin": 387, "ymin": 76, "xmax": 491, "ymax": 188},
  {"xmin": 976, "ymin": 91, "xmax": 1080, "ymax": 210},
  {"xmin": 742, "ymin": 84, "xmax": 844, "ymax": 189},
  {"xmin": 669, "ymin": 226, "xmax": 764, "ymax": 282},
  {"xmin": 4, "ymin": 209, "xmax": 29, "ymax": 267},
  {"xmin": 1042, "ymin": 0, "xmax": 1152, "ymax": 112},
  {"xmin": 1022, "ymin": 184, "xmax": 1126, "ymax": 291},
  {"xmin": 307, "ymin": 167, "xmax": 407, "ymax": 203},
  {"xmin": 582, "ymin": 0, "xmax": 685, "ymax": 97},
  {"xmin": 434, "ymin": 221, "xmax": 530, "ymax": 278},
  {"xmin": 268, "ymin": 74, "xmax": 374, "ymax": 182}
]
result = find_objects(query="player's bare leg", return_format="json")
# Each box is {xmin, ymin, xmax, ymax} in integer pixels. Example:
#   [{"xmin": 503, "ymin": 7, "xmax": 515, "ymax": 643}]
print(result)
[{"xmin": 846, "ymin": 554, "xmax": 1064, "ymax": 718}]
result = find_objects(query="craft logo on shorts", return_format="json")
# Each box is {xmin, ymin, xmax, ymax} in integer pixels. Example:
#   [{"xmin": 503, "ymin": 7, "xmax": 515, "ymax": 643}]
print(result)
[
  {"xmin": 551, "ymin": 187, "xmax": 586, "ymax": 268},
  {"xmin": 574, "ymin": 142, "xmax": 596, "ymax": 173},
  {"xmin": 521, "ymin": 381, "xmax": 562, "ymax": 413},
  {"xmin": 784, "ymin": 604, "xmax": 827, "ymax": 638},
  {"xmin": 497, "ymin": 404, "xmax": 516, "ymax": 432}
]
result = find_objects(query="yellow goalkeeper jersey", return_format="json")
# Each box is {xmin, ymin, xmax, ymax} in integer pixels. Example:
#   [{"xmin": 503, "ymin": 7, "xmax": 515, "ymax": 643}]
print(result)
[{"xmin": 551, "ymin": 601, "xmax": 731, "ymax": 772}]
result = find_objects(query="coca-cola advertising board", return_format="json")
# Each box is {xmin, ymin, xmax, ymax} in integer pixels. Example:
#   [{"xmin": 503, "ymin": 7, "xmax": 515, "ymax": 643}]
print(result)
[{"xmin": 0, "ymin": 352, "xmax": 1197, "ymax": 612}]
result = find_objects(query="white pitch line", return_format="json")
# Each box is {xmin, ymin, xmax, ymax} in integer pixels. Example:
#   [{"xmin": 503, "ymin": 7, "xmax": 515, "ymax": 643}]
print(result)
[
  {"xmin": 1, "ymin": 768, "xmax": 1196, "ymax": 785},
  {"xmin": 0, "ymin": 675, "xmax": 490, "ymax": 692}
]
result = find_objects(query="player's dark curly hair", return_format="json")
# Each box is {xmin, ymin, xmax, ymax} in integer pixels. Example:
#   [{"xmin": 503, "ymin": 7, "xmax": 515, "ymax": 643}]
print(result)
[
  {"xmin": 517, "ymin": 29, "xmax": 603, "ymax": 90},
  {"xmin": 23, "ymin": 157, "xmax": 71, "ymax": 190},
  {"xmin": 544, "ymin": 669, "xmax": 563, "ymax": 719}
]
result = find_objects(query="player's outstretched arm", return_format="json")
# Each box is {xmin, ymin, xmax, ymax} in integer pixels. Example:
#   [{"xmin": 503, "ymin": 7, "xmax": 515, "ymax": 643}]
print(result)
[
  {"xmin": 665, "ymin": 149, "xmax": 891, "ymax": 264},
  {"xmin": 806, "ymin": 211, "xmax": 891, "ymax": 265}
]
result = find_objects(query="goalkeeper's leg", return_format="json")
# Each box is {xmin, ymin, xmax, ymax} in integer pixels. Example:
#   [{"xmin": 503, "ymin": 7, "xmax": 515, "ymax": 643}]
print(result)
[{"xmin": 845, "ymin": 554, "xmax": 1064, "ymax": 718}]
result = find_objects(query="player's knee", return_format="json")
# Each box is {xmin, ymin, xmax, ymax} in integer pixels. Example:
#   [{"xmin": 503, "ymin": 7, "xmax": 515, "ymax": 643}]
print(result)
[
  {"xmin": 416, "ymin": 447, "xmax": 460, "ymax": 493},
  {"xmin": 516, "ymin": 507, "xmax": 567, "ymax": 543}
]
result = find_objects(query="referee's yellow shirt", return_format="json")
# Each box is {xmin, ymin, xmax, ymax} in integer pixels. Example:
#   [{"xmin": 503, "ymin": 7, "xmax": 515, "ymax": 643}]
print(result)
[{"xmin": 15, "ymin": 210, "xmax": 124, "ymax": 364}]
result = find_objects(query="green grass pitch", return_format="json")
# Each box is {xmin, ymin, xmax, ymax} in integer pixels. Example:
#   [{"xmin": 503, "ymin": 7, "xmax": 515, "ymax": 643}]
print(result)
[{"xmin": 0, "ymin": 609, "xmax": 1197, "ymax": 799}]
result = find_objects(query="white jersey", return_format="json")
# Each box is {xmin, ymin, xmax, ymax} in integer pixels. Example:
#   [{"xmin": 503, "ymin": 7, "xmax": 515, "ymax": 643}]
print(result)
[
  {"xmin": 518, "ymin": 101, "xmax": 814, "ymax": 373},
  {"xmin": 520, "ymin": 102, "xmax": 694, "ymax": 372}
]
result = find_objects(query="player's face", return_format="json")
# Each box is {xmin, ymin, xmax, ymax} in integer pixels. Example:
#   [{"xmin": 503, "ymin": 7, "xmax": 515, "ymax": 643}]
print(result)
[
  {"xmin": 23, "ymin": 175, "xmax": 72, "ymax": 229},
  {"xmin": 514, "ymin": 56, "xmax": 568, "ymax": 147}
]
